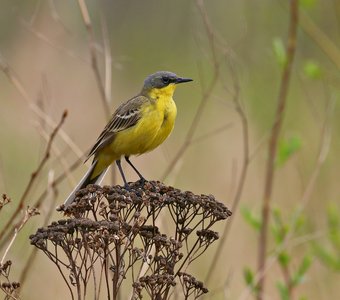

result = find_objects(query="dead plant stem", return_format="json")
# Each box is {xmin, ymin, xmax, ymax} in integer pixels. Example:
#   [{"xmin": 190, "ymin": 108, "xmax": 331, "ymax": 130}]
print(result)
[
  {"xmin": 77, "ymin": 0, "xmax": 111, "ymax": 119},
  {"xmin": 0, "ymin": 111, "xmax": 67, "ymax": 248}
]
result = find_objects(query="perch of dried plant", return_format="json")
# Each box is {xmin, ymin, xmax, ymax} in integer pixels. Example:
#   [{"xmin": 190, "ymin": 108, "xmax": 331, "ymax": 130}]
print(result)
[{"xmin": 30, "ymin": 181, "xmax": 231, "ymax": 300}]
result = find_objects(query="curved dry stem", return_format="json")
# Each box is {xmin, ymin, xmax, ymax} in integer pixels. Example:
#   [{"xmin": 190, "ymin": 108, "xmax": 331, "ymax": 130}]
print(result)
[
  {"xmin": 205, "ymin": 57, "xmax": 249, "ymax": 285},
  {"xmin": 300, "ymin": 10, "xmax": 340, "ymax": 70},
  {"xmin": 77, "ymin": 0, "xmax": 111, "ymax": 119},
  {"xmin": 0, "ymin": 111, "xmax": 67, "ymax": 249},
  {"xmin": 161, "ymin": 0, "xmax": 221, "ymax": 181},
  {"xmin": 0, "ymin": 56, "xmax": 83, "ymax": 158}
]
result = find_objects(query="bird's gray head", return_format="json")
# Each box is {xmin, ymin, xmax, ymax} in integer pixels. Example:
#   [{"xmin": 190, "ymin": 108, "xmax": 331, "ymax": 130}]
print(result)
[{"xmin": 142, "ymin": 71, "xmax": 193, "ymax": 91}]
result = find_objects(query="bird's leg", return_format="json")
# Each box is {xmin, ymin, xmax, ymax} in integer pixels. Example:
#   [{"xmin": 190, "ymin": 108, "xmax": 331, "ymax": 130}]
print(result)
[
  {"xmin": 124, "ymin": 156, "xmax": 146, "ymax": 185},
  {"xmin": 116, "ymin": 159, "xmax": 129, "ymax": 189}
]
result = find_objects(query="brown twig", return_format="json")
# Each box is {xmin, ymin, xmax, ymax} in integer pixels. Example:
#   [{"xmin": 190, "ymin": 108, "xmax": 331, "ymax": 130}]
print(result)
[
  {"xmin": 37, "ymin": 125, "xmax": 76, "ymax": 187},
  {"xmin": 190, "ymin": 123, "xmax": 233, "ymax": 145},
  {"xmin": 300, "ymin": 10, "xmax": 340, "ymax": 70},
  {"xmin": 28, "ymin": 0, "xmax": 43, "ymax": 25},
  {"xmin": 99, "ymin": 11, "xmax": 117, "ymax": 185},
  {"xmin": 48, "ymin": 0, "xmax": 73, "ymax": 34},
  {"xmin": 19, "ymin": 170, "xmax": 59, "ymax": 286},
  {"xmin": 239, "ymin": 97, "xmax": 332, "ymax": 300},
  {"xmin": 21, "ymin": 19, "xmax": 89, "ymax": 64},
  {"xmin": 32, "ymin": 153, "xmax": 86, "ymax": 210},
  {"xmin": 0, "ymin": 56, "xmax": 83, "ymax": 158},
  {"xmin": 281, "ymin": 263, "xmax": 294, "ymax": 298},
  {"xmin": 77, "ymin": 0, "xmax": 111, "ymax": 119},
  {"xmin": 256, "ymin": 1, "xmax": 299, "ymax": 299},
  {"xmin": 100, "ymin": 12, "xmax": 112, "ymax": 106},
  {"xmin": 1, "ymin": 207, "xmax": 40, "ymax": 265},
  {"xmin": 287, "ymin": 97, "xmax": 332, "ymax": 233},
  {"xmin": 205, "ymin": 59, "xmax": 250, "ymax": 285},
  {"xmin": 0, "ymin": 111, "xmax": 67, "ymax": 248},
  {"xmin": 161, "ymin": 0, "xmax": 220, "ymax": 181}
]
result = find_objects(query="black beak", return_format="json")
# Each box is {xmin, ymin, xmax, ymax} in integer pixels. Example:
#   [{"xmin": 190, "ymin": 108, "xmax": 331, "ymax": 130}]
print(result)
[{"xmin": 175, "ymin": 77, "xmax": 193, "ymax": 84}]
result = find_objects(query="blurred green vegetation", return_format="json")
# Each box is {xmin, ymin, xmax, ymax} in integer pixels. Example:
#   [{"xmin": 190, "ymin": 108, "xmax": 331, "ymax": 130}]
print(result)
[{"xmin": 0, "ymin": 0, "xmax": 340, "ymax": 299}]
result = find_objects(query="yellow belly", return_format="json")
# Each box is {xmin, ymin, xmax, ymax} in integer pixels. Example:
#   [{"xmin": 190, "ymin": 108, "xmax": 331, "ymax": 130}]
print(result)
[
  {"xmin": 147, "ymin": 101, "xmax": 177, "ymax": 151},
  {"xmin": 115, "ymin": 97, "xmax": 177, "ymax": 155},
  {"xmin": 94, "ymin": 97, "xmax": 177, "ymax": 173}
]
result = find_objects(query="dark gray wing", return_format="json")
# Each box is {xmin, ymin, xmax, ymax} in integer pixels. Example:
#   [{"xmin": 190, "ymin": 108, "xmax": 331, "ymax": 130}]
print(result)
[{"xmin": 86, "ymin": 95, "xmax": 149, "ymax": 160}]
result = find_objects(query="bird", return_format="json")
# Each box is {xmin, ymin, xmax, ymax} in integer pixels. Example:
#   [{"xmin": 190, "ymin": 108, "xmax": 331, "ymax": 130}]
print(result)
[{"xmin": 64, "ymin": 71, "xmax": 193, "ymax": 207}]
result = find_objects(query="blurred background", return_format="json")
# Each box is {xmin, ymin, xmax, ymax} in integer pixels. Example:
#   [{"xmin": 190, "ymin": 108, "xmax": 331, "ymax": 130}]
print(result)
[{"xmin": 0, "ymin": 0, "xmax": 340, "ymax": 299}]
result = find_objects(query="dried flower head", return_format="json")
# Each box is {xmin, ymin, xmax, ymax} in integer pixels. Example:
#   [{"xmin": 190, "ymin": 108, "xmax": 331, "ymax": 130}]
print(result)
[
  {"xmin": 0, "ymin": 260, "xmax": 20, "ymax": 299},
  {"xmin": 32, "ymin": 181, "xmax": 231, "ymax": 299},
  {"xmin": 0, "ymin": 194, "xmax": 11, "ymax": 210}
]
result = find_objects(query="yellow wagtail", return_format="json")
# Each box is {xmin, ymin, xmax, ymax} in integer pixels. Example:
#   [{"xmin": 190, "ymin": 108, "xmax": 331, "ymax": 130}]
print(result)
[{"xmin": 64, "ymin": 71, "xmax": 192, "ymax": 206}]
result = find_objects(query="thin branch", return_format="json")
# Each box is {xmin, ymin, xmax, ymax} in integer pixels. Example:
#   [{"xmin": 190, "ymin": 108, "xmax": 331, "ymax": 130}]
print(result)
[
  {"xmin": 100, "ymin": 12, "xmax": 112, "ymax": 106},
  {"xmin": 21, "ymin": 20, "xmax": 88, "ymax": 64},
  {"xmin": 190, "ymin": 123, "xmax": 233, "ymax": 144},
  {"xmin": 161, "ymin": 0, "xmax": 220, "ymax": 181},
  {"xmin": 0, "ymin": 111, "xmax": 67, "ymax": 248},
  {"xmin": 1, "ymin": 207, "xmax": 39, "ymax": 264},
  {"xmin": 99, "ymin": 10, "xmax": 117, "ymax": 185},
  {"xmin": 29, "ymin": 0, "xmax": 42, "ymax": 25},
  {"xmin": 300, "ymin": 10, "xmax": 340, "ymax": 70},
  {"xmin": 205, "ymin": 59, "xmax": 249, "ymax": 285},
  {"xmin": 19, "ymin": 170, "xmax": 58, "ymax": 285},
  {"xmin": 77, "ymin": 0, "xmax": 111, "ymax": 119},
  {"xmin": 0, "ymin": 56, "xmax": 83, "ymax": 158},
  {"xmin": 36, "ymin": 125, "xmax": 77, "ymax": 186},
  {"xmin": 33, "ymin": 154, "xmax": 86, "ymax": 210},
  {"xmin": 48, "ymin": 0, "xmax": 73, "ymax": 34},
  {"xmin": 288, "ymin": 99, "xmax": 332, "ymax": 228},
  {"xmin": 257, "ymin": 1, "xmax": 299, "ymax": 299},
  {"xmin": 239, "ymin": 99, "xmax": 332, "ymax": 300}
]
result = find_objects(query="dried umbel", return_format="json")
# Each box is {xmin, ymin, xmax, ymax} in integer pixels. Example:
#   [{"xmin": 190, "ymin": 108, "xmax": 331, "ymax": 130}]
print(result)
[
  {"xmin": 0, "ymin": 194, "xmax": 11, "ymax": 211},
  {"xmin": 179, "ymin": 272, "xmax": 209, "ymax": 298},
  {"xmin": 0, "ymin": 260, "xmax": 20, "ymax": 300},
  {"xmin": 30, "ymin": 181, "xmax": 231, "ymax": 300}
]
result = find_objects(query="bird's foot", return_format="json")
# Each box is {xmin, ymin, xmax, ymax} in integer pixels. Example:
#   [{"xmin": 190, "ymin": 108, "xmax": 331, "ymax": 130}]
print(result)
[
  {"xmin": 123, "ymin": 182, "xmax": 131, "ymax": 191},
  {"xmin": 138, "ymin": 177, "xmax": 147, "ymax": 186},
  {"xmin": 123, "ymin": 179, "xmax": 148, "ymax": 191}
]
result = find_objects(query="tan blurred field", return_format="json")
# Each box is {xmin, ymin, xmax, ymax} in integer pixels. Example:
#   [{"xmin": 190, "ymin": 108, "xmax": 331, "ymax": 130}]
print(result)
[{"xmin": 1, "ymin": 1, "xmax": 340, "ymax": 299}]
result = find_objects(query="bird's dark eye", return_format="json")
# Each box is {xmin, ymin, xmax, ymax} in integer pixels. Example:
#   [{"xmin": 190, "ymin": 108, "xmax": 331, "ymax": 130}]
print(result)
[{"xmin": 162, "ymin": 76, "xmax": 170, "ymax": 84}]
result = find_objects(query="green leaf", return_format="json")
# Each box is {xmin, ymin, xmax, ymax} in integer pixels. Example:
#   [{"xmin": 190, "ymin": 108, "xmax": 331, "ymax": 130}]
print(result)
[
  {"xmin": 276, "ymin": 136, "xmax": 302, "ymax": 167},
  {"xmin": 277, "ymin": 281, "xmax": 290, "ymax": 300},
  {"xmin": 327, "ymin": 204, "xmax": 340, "ymax": 228},
  {"xmin": 272, "ymin": 38, "xmax": 287, "ymax": 68},
  {"xmin": 300, "ymin": 0, "xmax": 317, "ymax": 9},
  {"xmin": 243, "ymin": 267, "xmax": 260, "ymax": 295},
  {"xmin": 243, "ymin": 267, "xmax": 254, "ymax": 286},
  {"xmin": 241, "ymin": 206, "xmax": 262, "ymax": 231},
  {"xmin": 271, "ymin": 208, "xmax": 289, "ymax": 244},
  {"xmin": 292, "ymin": 256, "xmax": 312, "ymax": 286},
  {"xmin": 272, "ymin": 224, "xmax": 289, "ymax": 245},
  {"xmin": 272, "ymin": 207, "xmax": 283, "ymax": 222},
  {"xmin": 327, "ymin": 204, "xmax": 340, "ymax": 250},
  {"xmin": 278, "ymin": 251, "xmax": 291, "ymax": 267},
  {"xmin": 313, "ymin": 242, "xmax": 340, "ymax": 271},
  {"xmin": 303, "ymin": 60, "xmax": 322, "ymax": 79},
  {"xmin": 292, "ymin": 214, "xmax": 306, "ymax": 233}
]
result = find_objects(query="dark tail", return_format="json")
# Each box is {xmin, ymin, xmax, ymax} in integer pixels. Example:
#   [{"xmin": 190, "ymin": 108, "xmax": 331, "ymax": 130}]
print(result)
[{"xmin": 63, "ymin": 161, "xmax": 108, "ymax": 207}]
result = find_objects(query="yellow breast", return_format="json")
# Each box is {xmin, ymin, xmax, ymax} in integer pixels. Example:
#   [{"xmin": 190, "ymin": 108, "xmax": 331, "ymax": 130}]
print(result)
[
  {"xmin": 145, "ymin": 84, "xmax": 177, "ymax": 151},
  {"xmin": 106, "ymin": 84, "xmax": 177, "ymax": 158},
  {"xmin": 147, "ymin": 96, "xmax": 177, "ymax": 151}
]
